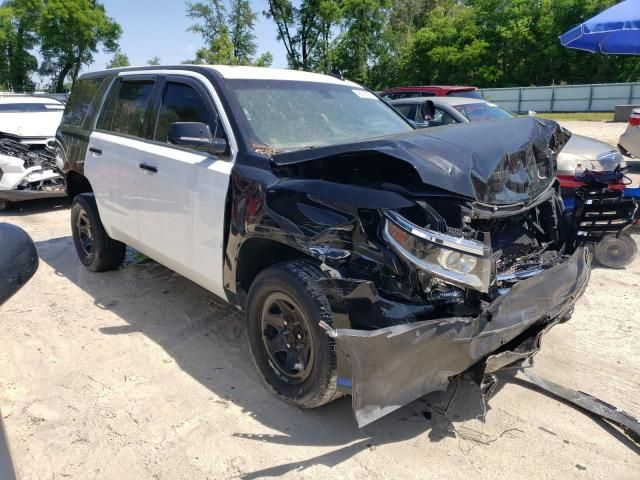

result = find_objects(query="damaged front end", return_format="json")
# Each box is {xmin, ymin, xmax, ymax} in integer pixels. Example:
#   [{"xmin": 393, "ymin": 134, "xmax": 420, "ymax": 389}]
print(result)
[
  {"xmin": 228, "ymin": 117, "xmax": 592, "ymax": 426},
  {"xmin": 0, "ymin": 137, "xmax": 66, "ymax": 206}
]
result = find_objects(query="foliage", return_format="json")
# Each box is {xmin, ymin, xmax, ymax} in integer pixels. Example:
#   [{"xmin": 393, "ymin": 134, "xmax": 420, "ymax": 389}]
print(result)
[
  {"xmin": 147, "ymin": 56, "xmax": 161, "ymax": 66},
  {"xmin": 264, "ymin": 0, "xmax": 640, "ymax": 89},
  {"xmin": 0, "ymin": 0, "xmax": 40, "ymax": 91},
  {"xmin": 186, "ymin": 0, "xmax": 271, "ymax": 66},
  {"xmin": 106, "ymin": 51, "xmax": 129, "ymax": 69},
  {"xmin": 264, "ymin": 0, "xmax": 341, "ymax": 71},
  {"xmin": 332, "ymin": 0, "xmax": 390, "ymax": 84},
  {"xmin": 38, "ymin": 0, "xmax": 121, "ymax": 92}
]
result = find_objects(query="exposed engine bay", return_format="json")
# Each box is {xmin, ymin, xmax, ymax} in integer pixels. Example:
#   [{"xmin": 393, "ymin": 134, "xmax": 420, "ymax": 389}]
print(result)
[{"xmin": 0, "ymin": 137, "xmax": 66, "ymax": 207}]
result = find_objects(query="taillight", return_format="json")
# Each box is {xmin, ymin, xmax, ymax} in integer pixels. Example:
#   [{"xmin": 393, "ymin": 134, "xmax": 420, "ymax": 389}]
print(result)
[{"xmin": 629, "ymin": 110, "xmax": 640, "ymax": 126}]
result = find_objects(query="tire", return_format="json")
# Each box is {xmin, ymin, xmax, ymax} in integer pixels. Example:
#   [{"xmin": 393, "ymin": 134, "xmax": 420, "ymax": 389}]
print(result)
[
  {"xmin": 70, "ymin": 194, "xmax": 126, "ymax": 272},
  {"xmin": 0, "ymin": 200, "xmax": 10, "ymax": 211},
  {"xmin": 593, "ymin": 233, "xmax": 638, "ymax": 269},
  {"xmin": 246, "ymin": 260, "xmax": 340, "ymax": 409}
]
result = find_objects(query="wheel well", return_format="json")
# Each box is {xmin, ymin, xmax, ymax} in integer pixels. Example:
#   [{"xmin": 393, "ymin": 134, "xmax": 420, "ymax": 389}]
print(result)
[
  {"xmin": 236, "ymin": 238, "xmax": 312, "ymax": 293},
  {"xmin": 66, "ymin": 171, "xmax": 93, "ymax": 198}
]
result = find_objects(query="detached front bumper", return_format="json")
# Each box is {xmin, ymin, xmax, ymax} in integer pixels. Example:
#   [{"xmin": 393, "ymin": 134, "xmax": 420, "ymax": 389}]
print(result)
[{"xmin": 320, "ymin": 247, "xmax": 592, "ymax": 427}]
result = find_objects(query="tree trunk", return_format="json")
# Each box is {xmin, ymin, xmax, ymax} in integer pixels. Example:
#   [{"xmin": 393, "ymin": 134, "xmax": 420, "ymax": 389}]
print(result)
[{"xmin": 56, "ymin": 62, "xmax": 74, "ymax": 93}]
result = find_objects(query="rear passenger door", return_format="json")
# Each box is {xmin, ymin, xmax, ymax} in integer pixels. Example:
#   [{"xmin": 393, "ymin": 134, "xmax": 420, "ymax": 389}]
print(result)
[
  {"xmin": 88, "ymin": 75, "xmax": 157, "ymax": 244},
  {"xmin": 135, "ymin": 75, "xmax": 232, "ymax": 297}
]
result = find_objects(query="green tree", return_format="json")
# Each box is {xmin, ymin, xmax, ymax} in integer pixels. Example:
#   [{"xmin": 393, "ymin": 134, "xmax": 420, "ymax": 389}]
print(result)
[
  {"xmin": 106, "ymin": 51, "xmax": 129, "ymax": 69},
  {"xmin": 265, "ymin": 0, "xmax": 340, "ymax": 71},
  {"xmin": 147, "ymin": 56, "xmax": 161, "ymax": 65},
  {"xmin": 0, "ymin": 0, "xmax": 40, "ymax": 91},
  {"xmin": 187, "ymin": 0, "xmax": 270, "ymax": 65},
  {"xmin": 332, "ymin": 0, "xmax": 390, "ymax": 84},
  {"xmin": 38, "ymin": 0, "xmax": 121, "ymax": 92},
  {"xmin": 228, "ymin": 0, "xmax": 257, "ymax": 63}
]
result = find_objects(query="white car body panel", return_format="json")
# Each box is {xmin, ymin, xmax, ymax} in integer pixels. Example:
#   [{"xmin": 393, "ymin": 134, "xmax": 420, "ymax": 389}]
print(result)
[
  {"xmin": 135, "ymin": 139, "xmax": 231, "ymax": 298},
  {"xmin": 0, "ymin": 154, "xmax": 60, "ymax": 192},
  {"xmin": 85, "ymin": 71, "xmax": 236, "ymax": 300},
  {"xmin": 0, "ymin": 97, "xmax": 64, "ymax": 141}
]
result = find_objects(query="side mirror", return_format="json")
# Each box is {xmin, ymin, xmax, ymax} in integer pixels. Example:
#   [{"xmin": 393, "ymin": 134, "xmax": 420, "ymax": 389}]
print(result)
[
  {"xmin": 0, "ymin": 223, "xmax": 38, "ymax": 307},
  {"xmin": 528, "ymin": 110, "xmax": 537, "ymax": 117},
  {"xmin": 168, "ymin": 122, "xmax": 227, "ymax": 155}
]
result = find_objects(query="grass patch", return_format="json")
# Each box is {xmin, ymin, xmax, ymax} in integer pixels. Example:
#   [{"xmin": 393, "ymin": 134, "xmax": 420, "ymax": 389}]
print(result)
[{"xmin": 537, "ymin": 112, "xmax": 614, "ymax": 122}]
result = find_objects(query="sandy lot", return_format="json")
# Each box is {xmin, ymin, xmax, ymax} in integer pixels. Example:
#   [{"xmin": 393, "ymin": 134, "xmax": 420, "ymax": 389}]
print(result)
[{"xmin": 1, "ymin": 121, "xmax": 639, "ymax": 479}]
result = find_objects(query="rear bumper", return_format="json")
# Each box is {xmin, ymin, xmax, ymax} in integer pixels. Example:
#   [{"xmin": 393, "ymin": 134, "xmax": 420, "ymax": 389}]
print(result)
[{"xmin": 320, "ymin": 246, "xmax": 592, "ymax": 427}]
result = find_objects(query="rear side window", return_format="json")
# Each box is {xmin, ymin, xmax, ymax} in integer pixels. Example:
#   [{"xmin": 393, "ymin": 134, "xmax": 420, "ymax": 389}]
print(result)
[
  {"xmin": 393, "ymin": 104, "xmax": 417, "ymax": 122},
  {"xmin": 154, "ymin": 82, "xmax": 221, "ymax": 142},
  {"xmin": 98, "ymin": 80, "xmax": 155, "ymax": 137},
  {"xmin": 62, "ymin": 78, "xmax": 105, "ymax": 127}
]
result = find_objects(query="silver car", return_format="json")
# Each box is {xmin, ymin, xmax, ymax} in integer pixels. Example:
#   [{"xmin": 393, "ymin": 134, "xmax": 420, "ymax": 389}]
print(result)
[
  {"xmin": 618, "ymin": 108, "xmax": 640, "ymax": 158},
  {"xmin": 389, "ymin": 96, "xmax": 626, "ymax": 175}
]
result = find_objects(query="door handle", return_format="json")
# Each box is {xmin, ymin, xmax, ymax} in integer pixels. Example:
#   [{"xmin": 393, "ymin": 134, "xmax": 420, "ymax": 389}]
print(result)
[
  {"xmin": 89, "ymin": 147, "xmax": 102, "ymax": 156},
  {"xmin": 139, "ymin": 163, "xmax": 158, "ymax": 173}
]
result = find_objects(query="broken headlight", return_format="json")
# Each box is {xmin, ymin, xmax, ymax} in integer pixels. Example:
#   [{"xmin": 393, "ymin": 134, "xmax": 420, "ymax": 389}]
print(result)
[{"xmin": 383, "ymin": 210, "xmax": 493, "ymax": 292}]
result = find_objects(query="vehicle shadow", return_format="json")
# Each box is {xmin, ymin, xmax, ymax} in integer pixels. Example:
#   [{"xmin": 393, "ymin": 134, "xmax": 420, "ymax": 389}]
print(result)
[
  {"xmin": 0, "ymin": 196, "xmax": 70, "ymax": 217},
  {"xmin": 37, "ymin": 236, "xmax": 514, "ymax": 477}
]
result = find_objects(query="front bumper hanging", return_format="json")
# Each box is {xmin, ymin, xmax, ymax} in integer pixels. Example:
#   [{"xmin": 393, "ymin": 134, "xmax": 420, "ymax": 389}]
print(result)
[{"xmin": 320, "ymin": 247, "xmax": 592, "ymax": 427}]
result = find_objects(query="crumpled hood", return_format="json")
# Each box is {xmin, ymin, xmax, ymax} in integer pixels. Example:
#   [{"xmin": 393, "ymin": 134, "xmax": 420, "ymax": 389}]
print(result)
[{"xmin": 272, "ymin": 117, "xmax": 569, "ymax": 205}]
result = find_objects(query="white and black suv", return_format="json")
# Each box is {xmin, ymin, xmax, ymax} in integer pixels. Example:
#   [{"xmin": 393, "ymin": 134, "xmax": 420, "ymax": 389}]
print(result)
[{"xmin": 56, "ymin": 65, "xmax": 591, "ymax": 426}]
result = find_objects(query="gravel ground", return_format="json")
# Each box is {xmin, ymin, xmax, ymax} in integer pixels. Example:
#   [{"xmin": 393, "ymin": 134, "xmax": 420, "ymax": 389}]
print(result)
[{"xmin": 1, "ymin": 121, "xmax": 639, "ymax": 479}]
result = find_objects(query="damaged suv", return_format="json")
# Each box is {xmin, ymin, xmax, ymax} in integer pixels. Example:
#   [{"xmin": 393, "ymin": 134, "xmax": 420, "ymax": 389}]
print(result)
[{"xmin": 57, "ymin": 66, "xmax": 591, "ymax": 427}]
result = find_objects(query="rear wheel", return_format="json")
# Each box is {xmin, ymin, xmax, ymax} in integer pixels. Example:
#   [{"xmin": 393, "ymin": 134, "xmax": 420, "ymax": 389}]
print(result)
[
  {"xmin": 70, "ymin": 194, "xmax": 125, "ymax": 272},
  {"xmin": 593, "ymin": 233, "xmax": 637, "ymax": 269},
  {"xmin": 246, "ymin": 260, "xmax": 340, "ymax": 409}
]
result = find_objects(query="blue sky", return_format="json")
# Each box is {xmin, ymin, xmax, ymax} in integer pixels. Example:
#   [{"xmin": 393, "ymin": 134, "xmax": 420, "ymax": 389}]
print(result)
[{"xmin": 87, "ymin": 0, "xmax": 288, "ymax": 72}]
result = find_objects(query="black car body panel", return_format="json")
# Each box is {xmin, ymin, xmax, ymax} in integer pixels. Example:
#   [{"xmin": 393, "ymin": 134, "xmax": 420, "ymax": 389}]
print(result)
[
  {"xmin": 272, "ymin": 118, "xmax": 569, "ymax": 206},
  {"xmin": 222, "ymin": 112, "xmax": 589, "ymax": 425},
  {"xmin": 323, "ymin": 246, "xmax": 590, "ymax": 426}
]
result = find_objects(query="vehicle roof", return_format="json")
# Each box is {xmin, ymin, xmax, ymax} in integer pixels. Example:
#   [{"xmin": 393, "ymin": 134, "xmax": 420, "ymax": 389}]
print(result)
[
  {"xmin": 382, "ymin": 85, "xmax": 478, "ymax": 92},
  {"xmin": 0, "ymin": 95, "xmax": 63, "ymax": 105},
  {"xmin": 390, "ymin": 96, "xmax": 488, "ymax": 106},
  {"xmin": 80, "ymin": 65, "xmax": 361, "ymax": 87}
]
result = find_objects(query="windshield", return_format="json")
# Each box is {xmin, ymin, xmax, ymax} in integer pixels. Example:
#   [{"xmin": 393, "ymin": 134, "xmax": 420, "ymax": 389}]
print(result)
[
  {"xmin": 454, "ymin": 102, "xmax": 516, "ymax": 122},
  {"xmin": 227, "ymin": 80, "xmax": 413, "ymax": 152}
]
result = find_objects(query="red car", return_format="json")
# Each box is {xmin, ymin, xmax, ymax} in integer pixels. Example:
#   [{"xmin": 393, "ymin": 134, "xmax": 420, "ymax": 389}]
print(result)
[{"xmin": 379, "ymin": 85, "xmax": 482, "ymax": 100}]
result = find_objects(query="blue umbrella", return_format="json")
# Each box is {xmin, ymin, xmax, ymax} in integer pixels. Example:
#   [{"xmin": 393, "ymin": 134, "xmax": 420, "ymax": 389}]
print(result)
[{"xmin": 560, "ymin": 0, "xmax": 640, "ymax": 54}]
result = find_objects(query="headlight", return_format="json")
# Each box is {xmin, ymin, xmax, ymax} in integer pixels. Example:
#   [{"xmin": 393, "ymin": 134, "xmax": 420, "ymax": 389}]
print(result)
[
  {"xmin": 383, "ymin": 211, "xmax": 493, "ymax": 292},
  {"xmin": 596, "ymin": 150, "xmax": 624, "ymax": 171}
]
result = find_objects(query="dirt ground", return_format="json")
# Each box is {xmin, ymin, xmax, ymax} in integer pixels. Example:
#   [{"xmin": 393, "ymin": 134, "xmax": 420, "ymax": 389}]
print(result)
[{"xmin": 1, "ymin": 121, "xmax": 639, "ymax": 480}]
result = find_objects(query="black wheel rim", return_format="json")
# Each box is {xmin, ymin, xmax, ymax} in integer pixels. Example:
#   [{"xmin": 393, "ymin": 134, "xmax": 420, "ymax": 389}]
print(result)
[
  {"xmin": 260, "ymin": 292, "xmax": 315, "ymax": 383},
  {"xmin": 76, "ymin": 208, "xmax": 93, "ymax": 256}
]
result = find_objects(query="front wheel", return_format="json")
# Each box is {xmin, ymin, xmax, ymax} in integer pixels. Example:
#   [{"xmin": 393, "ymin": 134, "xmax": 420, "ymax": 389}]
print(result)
[
  {"xmin": 245, "ymin": 260, "xmax": 340, "ymax": 409},
  {"xmin": 70, "ymin": 194, "xmax": 126, "ymax": 272},
  {"xmin": 593, "ymin": 233, "xmax": 637, "ymax": 269}
]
